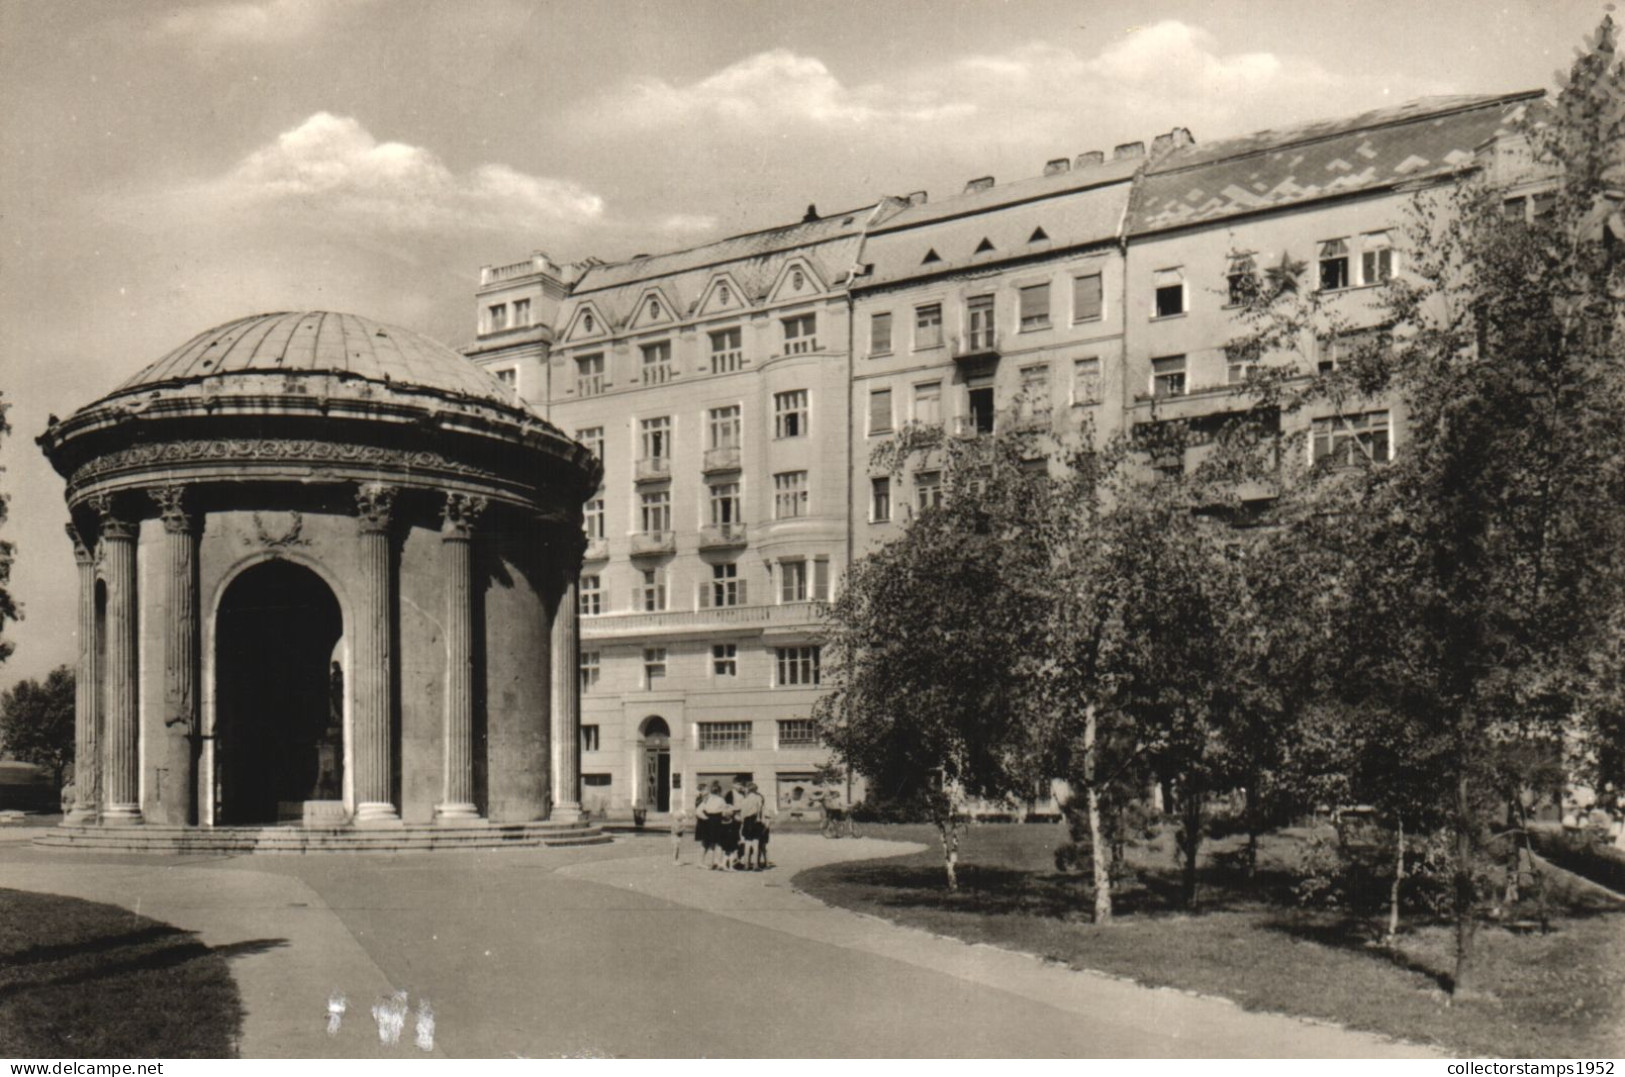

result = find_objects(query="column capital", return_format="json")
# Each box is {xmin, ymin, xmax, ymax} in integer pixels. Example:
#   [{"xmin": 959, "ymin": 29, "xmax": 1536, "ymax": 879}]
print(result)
[
  {"xmin": 441, "ymin": 493, "xmax": 488, "ymax": 539},
  {"xmin": 86, "ymin": 494, "xmax": 137, "ymax": 540},
  {"xmin": 65, "ymin": 522, "xmax": 95, "ymax": 565},
  {"xmin": 149, "ymin": 484, "xmax": 195, "ymax": 534},
  {"xmin": 355, "ymin": 483, "xmax": 398, "ymax": 535}
]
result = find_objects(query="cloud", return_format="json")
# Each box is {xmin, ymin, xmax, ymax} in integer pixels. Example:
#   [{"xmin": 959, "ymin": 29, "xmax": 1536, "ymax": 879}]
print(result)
[
  {"xmin": 577, "ymin": 21, "xmax": 1451, "ymax": 155},
  {"xmin": 151, "ymin": 0, "xmax": 363, "ymax": 47},
  {"xmin": 177, "ymin": 112, "xmax": 604, "ymax": 234}
]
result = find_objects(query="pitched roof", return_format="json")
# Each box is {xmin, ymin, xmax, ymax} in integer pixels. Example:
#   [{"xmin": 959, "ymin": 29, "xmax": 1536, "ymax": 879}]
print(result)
[{"xmin": 1129, "ymin": 91, "xmax": 1544, "ymax": 235}]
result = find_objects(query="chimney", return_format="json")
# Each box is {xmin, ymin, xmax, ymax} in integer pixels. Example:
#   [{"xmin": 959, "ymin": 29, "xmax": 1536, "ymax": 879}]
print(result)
[
  {"xmin": 1151, "ymin": 127, "xmax": 1195, "ymax": 158},
  {"xmin": 964, "ymin": 176, "xmax": 995, "ymax": 194},
  {"xmin": 906, "ymin": 190, "xmax": 928, "ymax": 206},
  {"xmin": 1044, "ymin": 157, "xmax": 1071, "ymax": 176},
  {"xmin": 1113, "ymin": 141, "xmax": 1146, "ymax": 160},
  {"xmin": 1075, "ymin": 150, "xmax": 1105, "ymax": 168},
  {"xmin": 803, "ymin": 203, "xmax": 819, "ymax": 222}
]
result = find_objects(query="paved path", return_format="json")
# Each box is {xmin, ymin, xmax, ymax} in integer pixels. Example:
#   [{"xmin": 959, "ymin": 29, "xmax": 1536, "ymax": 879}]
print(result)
[{"xmin": 0, "ymin": 832, "xmax": 1437, "ymax": 1058}]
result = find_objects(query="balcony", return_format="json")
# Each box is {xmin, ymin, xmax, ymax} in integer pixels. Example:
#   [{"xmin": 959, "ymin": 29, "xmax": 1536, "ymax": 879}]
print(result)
[
  {"xmin": 581, "ymin": 600, "xmax": 829, "ymax": 641},
  {"xmin": 702, "ymin": 446, "xmax": 742, "ymax": 474},
  {"xmin": 582, "ymin": 537, "xmax": 609, "ymax": 561},
  {"xmin": 634, "ymin": 456, "xmax": 671, "ymax": 483},
  {"xmin": 950, "ymin": 413, "xmax": 997, "ymax": 438},
  {"xmin": 952, "ymin": 331, "xmax": 1002, "ymax": 363},
  {"xmin": 629, "ymin": 531, "xmax": 675, "ymax": 557},
  {"xmin": 699, "ymin": 522, "xmax": 748, "ymax": 550},
  {"xmin": 998, "ymin": 406, "xmax": 1053, "ymax": 432}
]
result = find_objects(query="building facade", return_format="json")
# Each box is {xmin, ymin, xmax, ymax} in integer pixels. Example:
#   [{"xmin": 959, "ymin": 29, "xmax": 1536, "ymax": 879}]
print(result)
[{"xmin": 464, "ymin": 91, "xmax": 1546, "ymax": 820}]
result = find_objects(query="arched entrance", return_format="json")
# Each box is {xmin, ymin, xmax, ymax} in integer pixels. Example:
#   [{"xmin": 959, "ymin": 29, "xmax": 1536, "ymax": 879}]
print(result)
[
  {"xmin": 214, "ymin": 560, "xmax": 344, "ymax": 825},
  {"xmin": 640, "ymin": 716, "xmax": 670, "ymax": 813}
]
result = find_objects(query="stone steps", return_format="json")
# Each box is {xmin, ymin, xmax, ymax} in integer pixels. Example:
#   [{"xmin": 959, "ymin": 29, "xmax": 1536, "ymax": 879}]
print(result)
[{"xmin": 33, "ymin": 822, "xmax": 612, "ymax": 854}]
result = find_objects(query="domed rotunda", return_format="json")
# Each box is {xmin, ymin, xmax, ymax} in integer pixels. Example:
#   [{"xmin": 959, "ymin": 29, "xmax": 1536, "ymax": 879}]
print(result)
[{"xmin": 38, "ymin": 312, "xmax": 602, "ymax": 849}]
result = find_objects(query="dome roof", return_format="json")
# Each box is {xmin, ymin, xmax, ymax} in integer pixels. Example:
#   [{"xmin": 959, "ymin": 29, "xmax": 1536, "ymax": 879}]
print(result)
[{"xmin": 113, "ymin": 311, "xmax": 510, "ymax": 404}]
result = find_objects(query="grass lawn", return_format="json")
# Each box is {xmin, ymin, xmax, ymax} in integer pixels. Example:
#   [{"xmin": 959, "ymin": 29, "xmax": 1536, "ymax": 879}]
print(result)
[
  {"xmin": 0, "ymin": 888, "xmax": 245, "ymax": 1057},
  {"xmin": 794, "ymin": 824, "xmax": 1625, "ymax": 1058}
]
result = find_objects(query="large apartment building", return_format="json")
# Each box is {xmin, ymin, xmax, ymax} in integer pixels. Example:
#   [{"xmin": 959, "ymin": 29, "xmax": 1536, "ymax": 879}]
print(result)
[{"xmin": 463, "ymin": 90, "xmax": 1546, "ymax": 820}]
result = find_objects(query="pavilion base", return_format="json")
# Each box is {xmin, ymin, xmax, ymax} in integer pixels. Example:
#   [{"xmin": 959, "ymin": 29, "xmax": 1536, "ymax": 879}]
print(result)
[{"xmin": 32, "ymin": 821, "xmax": 610, "ymax": 854}]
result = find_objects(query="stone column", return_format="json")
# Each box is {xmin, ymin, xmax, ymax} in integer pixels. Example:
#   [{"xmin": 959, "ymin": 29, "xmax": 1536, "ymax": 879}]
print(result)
[
  {"xmin": 549, "ymin": 531, "xmax": 585, "ymax": 824},
  {"xmin": 93, "ymin": 496, "xmax": 141, "ymax": 826},
  {"xmin": 435, "ymin": 493, "xmax": 486, "ymax": 824},
  {"xmin": 151, "ymin": 486, "xmax": 199, "ymax": 825},
  {"xmin": 352, "ymin": 483, "xmax": 400, "ymax": 826},
  {"xmin": 63, "ymin": 523, "xmax": 99, "ymax": 826}
]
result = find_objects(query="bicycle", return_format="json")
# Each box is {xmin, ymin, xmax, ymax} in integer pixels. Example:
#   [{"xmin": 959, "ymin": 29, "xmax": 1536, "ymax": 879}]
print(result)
[{"xmin": 819, "ymin": 807, "xmax": 863, "ymax": 840}]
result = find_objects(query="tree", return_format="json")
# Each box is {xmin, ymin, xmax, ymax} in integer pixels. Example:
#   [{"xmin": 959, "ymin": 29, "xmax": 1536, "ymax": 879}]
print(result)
[
  {"xmin": 0, "ymin": 392, "xmax": 20, "ymax": 667},
  {"xmin": 1226, "ymin": 16, "xmax": 1625, "ymax": 995},
  {"xmin": 814, "ymin": 424, "xmax": 1050, "ymax": 890},
  {"xmin": 1, "ymin": 665, "xmax": 75, "ymax": 789}
]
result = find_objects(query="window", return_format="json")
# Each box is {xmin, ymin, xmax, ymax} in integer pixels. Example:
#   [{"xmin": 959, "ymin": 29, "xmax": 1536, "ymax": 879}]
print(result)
[
  {"xmin": 488, "ymin": 303, "xmax": 508, "ymax": 331},
  {"xmin": 778, "ymin": 719, "xmax": 818, "ymax": 748},
  {"xmin": 583, "ymin": 497, "xmax": 605, "ymax": 541},
  {"xmin": 782, "ymin": 313, "xmax": 818, "ymax": 354},
  {"xmin": 576, "ymin": 353, "xmax": 605, "ymax": 396},
  {"xmin": 706, "ymin": 561, "xmax": 745, "ymax": 607},
  {"xmin": 1226, "ymin": 255, "xmax": 1257, "ymax": 307},
  {"xmin": 868, "ymin": 388, "xmax": 893, "ymax": 435},
  {"xmin": 494, "ymin": 367, "xmax": 517, "ymax": 389},
  {"xmin": 871, "ymin": 476, "xmax": 891, "ymax": 522},
  {"xmin": 967, "ymin": 295, "xmax": 996, "ymax": 349},
  {"xmin": 698, "ymin": 721, "xmax": 752, "ymax": 750},
  {"xmin": 776, "ymin": 646, "xmax": 821, "ymax": 687},
  {"xmin": 1072, "ymin": 272, "xmax": 1103, "ymax": 322},
  {"xmin": 1153, "ymin": 269, "xmax": 1185, "ymax": 317},
  {"xmin": 639, "ymin": 416, "xmax": 671, "ymax": 462},
  {"xmin": 581, "ymin": 724, "xmax": 600, "ymax": 752},
  {"xmin": 647, "ymin": 297, "xmax": 662, "ymax": 321},
  {"xmin": 1228, "ymin": 353, "xmax": 1258, "ymax": 385},
  {"xmin": 640, "ymin": 490, "xmax": 671, "ymax": 534},
  {"xmin": 710, "ymin": 327, "xmax": 743, "ymax": 374},
  {"xmin": 813, "ymin": 557, "xmax": 830, "ymax": 602},
  {"xmin": 1319, "ymin": 238, "xmax": 1351, "ymax": 291},
  {"xmin": 712, "ymin": 643, "xmax": 737, "ymax": 678},
  {"xmin": 1018, "ymin": 282, "xmax": 1051, "ymax": 331},
  {"xmin": 640, "ymin": 340, "xmax": 674, "ymax": 385},
  {"xmin": 774, "ymin": 471, "xmax": 808, "ymax": 518},
  {"xmin": 774, "ymin": 389, "xmax": 808, "ymax": 438},
  {"xmin": 1073, "ymin": 358, "xmax": 1102, "ymax": 405},
  {"xmin": 1313, "ymin": 411, "xmax": 1391, "ymax": 467},
  {"xmin": 1152, "ymin": 355, "xmax": 1187, "ymax": 398},
  {"xmin": 914, "ymin": 381, "xmax": 942, "ymax": 424},
  {"xmin": 583, "ymin": 773, "xmax": 611, "ymax": 787},
  {"xmin": 638, "ymin": 568, "xmax": 668, "ymax": 611},
  {"xmin": 916, "ymin": 470, "xmax": 943, "ymax": 510},
  {"xmin": 579, "ymin": 651, "xmax": 600, "ymax": 692},
  {"xmin": 870, "ymin": 312, "xmax": 893, "ymax": 355},
  {"xmin": 707, "ymin": 405, "xmax": 741, "ymax": 449},
  {"xmin": 512, "ymin": 298, "xmax": 531, "ymax": 326},
  {"xmin": 967, "ymin": 373, "xmax": 995, "ymax": 434},
  {"xmin": 708, "ymin": 481, "xmax": 740, "ymax": 526},
  {"xmin": 578, "ymin": 574, "xmax": 602, "ymax": 616},
  {"xmin": 643, "ymin": 647, "xmax": 667, "ymax": 687},
  {"xmin": 1020, "ymin": 364, "xmax": 1051, "ymax": 415},
  {"xmin": 575, "ymin": 426, "xmax": 605, "ymax": 462},
  {"xmin": 780, "ymin": 559, "xmax": 808, "ymax": 603},
  {"xmin": 915, "ymin": 303, "xmax": 943, "ymax": 349},
  {"xmin": 1361, "ymin": 233, "xmax": 1394, "ymax": 285}
]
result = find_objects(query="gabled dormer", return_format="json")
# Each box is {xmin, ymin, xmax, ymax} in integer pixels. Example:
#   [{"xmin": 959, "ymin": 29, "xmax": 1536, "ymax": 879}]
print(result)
[
  {"xmin": 627, "ymin": 286, "xmax": 679, "ymax": 332},
  {"xmin": 562, "ymin": 301, "xmax": 611, "ymax": 344},
  {"xmin": 765, "ymin": 257, "xmax": 827, "ymax": 306},
  {"xmin": 696, "ymin": 272, "xmax": 750, "ymax": 319}
]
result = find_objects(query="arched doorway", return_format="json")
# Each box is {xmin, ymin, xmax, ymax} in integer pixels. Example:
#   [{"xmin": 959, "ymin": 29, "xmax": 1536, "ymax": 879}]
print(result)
[
  {"xmin": 214, "ymin": 560, "xmax": 344, "ymax": 825},
  {"xmin": 640, "ymin": 716, "xmax": 670, "ymax": 813}
]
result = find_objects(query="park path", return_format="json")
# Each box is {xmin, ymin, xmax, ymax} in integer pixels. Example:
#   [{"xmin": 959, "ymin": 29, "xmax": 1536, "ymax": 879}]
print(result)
[
  {"xmin": 562, "ymin": 833, "xmax": 1440, "ymax": 1059},
  {"xmin": 1, "ymin": 830, "xmax": 1441, "ymax": 1057}
]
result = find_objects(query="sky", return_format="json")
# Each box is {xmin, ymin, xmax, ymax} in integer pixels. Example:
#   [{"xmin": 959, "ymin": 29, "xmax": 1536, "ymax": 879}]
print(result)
[{"xmin": 0, "ymin": 0, "xmax": 1616, "ymax": 687}]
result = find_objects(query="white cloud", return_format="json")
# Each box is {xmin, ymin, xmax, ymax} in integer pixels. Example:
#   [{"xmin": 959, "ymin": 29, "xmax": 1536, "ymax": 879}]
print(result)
[
  {"xmin": 152, "ymin": 0, "xmax": 361, "ymax": 47},
  {"xmin": 656, "ymin": 213, "xmax": 720, "ymax": 236},
  {"xmin": 184, "ymin": 112, "xmax": 603, "ymax": 234},
  {"xmin": 578, "ymin": 21, "xmax": 1451, "ymax": 154}
]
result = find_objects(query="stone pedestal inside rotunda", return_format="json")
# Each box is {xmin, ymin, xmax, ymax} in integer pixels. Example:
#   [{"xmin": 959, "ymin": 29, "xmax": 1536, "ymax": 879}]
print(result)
[{"xmin": 37, "ymin": 311, "xmax": 602, "ymax": 850}]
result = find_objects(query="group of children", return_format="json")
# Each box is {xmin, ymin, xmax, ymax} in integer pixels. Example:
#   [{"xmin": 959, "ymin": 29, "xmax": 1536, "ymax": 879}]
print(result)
[{"xmin": 690, "ymin": 777, "xmax": 770, "ymax": 870}]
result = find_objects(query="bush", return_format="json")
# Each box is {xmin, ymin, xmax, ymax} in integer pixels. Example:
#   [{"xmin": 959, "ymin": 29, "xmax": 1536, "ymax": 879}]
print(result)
[
  {"xmin": 848, "ymin": 797, "xmax": 934, "ymax": 824},
  {"xmin": 1530, "ymin": 828, "xmax": 1625, "ymax": 894}
]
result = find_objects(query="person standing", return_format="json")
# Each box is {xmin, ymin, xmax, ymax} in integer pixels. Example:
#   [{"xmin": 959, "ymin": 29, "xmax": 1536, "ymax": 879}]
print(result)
[
  {"xmin": 697, "ymin": 784, "xmax": 728, "ymax": 869},
  {"xmin": 739, "ymin": 781, "xmax": 768, "ymax": 870}
]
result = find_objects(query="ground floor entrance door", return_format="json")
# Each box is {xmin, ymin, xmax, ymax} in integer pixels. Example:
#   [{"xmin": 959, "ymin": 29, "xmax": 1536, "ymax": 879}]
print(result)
[{"xmin": 640, "ymin": 716, "xmax": 671, "ymax": 812}]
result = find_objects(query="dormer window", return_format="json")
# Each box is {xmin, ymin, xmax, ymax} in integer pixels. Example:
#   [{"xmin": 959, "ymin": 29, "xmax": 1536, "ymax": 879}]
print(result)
[
  {"xmin": 792, "ymin": 269, "xmax": 805, "ymax": 290},
  {"xmin": 922, "ymin": 248, "xmax": 941, "ymax": 265},
  {"xmin": 719, "ymin": 284, "xmax": 731, "ymax": 305},
  {"xmin": 975, "ymin": 237, "xmax": 995, "ymax": 254},
  {"xmin": 647, "ymin": 298, "xmax": 661, "ymax": 320},
  {"xmin": 1029, "ymin": 226, "xmax": 1049, "ymax": 243},
  {"xmin": 584, "ymin": 312, "xmax": 595, "ymax": 333}
]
